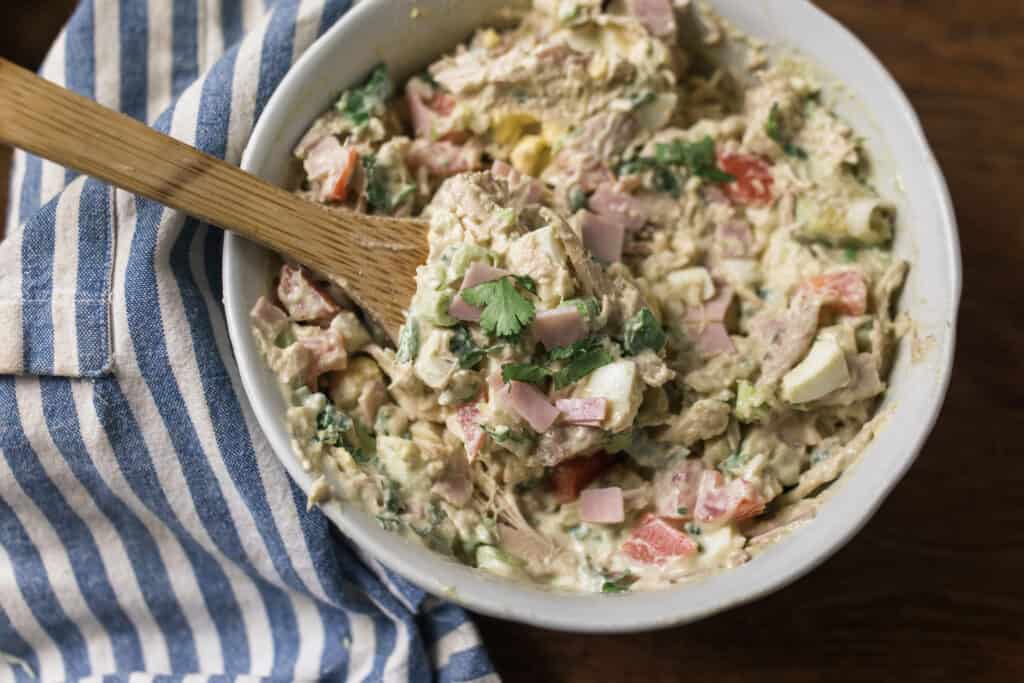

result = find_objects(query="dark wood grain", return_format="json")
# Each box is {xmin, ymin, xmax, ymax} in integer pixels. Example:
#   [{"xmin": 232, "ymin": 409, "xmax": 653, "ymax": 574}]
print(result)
[{"xmin": 2, "ymin": 1, "xmax": 1023, "ymax": 681}]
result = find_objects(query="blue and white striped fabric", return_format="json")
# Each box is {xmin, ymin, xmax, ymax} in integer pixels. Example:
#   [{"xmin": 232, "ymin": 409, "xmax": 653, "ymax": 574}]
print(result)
[{"xmin": 0, "ymin": 1, "xmax": 500, "ymax": 680}]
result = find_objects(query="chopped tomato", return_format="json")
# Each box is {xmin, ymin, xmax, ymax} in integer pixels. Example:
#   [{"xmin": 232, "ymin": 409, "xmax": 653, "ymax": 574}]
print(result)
[
  {"xmin": 324, "ymin": 147, "xmax": 359, "ymax": 203},
  {"xmin": 622, "ymin": 514, "xmax": 698, "ymax": 564},
  {"xmin": 719, "ymin": 153, "xmax": 774, "ymax": 205},
  {"xmin": 550, "ymin": 451, "xmax": 616, "ymax": 503},
  {"xmin": 800, "ymin": 271, "xmax": 869, "ymax": 316},
  {"xmin": 694, "ymin": 471, "xmax": 765, "ymax": 524}
]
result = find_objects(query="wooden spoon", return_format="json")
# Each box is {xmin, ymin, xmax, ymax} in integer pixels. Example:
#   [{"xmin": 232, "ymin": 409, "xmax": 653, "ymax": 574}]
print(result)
[{"xmin": 0, "ymin": 57, "xmax": 427, "ymax": 342}]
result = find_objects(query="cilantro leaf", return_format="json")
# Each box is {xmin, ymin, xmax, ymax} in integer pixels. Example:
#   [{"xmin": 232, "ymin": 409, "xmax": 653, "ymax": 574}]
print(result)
[
  {"xmin": 501, "ymin": 362, "xmax": 551, "ymax": 386},
  {"xmin": 336, "ymin": 64, "xmax": 394, "ymax": 126},
  {"xmin": 553, "ymin": 347, "xmax": 613, "ymax": 389},
  {"xmin": 513, "ymin": 274, "xmax": 538, "ymax": 295},
  {"xmin": 565, "ymin": 297, "xmax": 601, "ymax": 322},
  {"xmin": 654, "ymin": 136, "xmax": 735, "ymax": 183},
  {"xmin": 449, "ymin": 325, "xmax": 499, "ymax": 370},
  {"xmin": 623, "ymin": 308, "xmax": 667, "ymax": 356},
  {"xmin": 460, "ymin": 277, "xmax": 536, "ymax": 338},
  {"xmin": 601, "ymin": 573, "xmax": 636, "ymax": 593},
  {"xmin": 547, "ymin": 335, "xmax": 601, "ymax": 362},
  {"xmin": 315, "ymin": 405, "xmax": 352, "ymax": 447},
  {"xmin": 766, "ymin": 103, "xmax": 808, "ymax": 160},
  {"xmin": 361, "ymin": 154, "xmax": 396, "ymax": 214}
]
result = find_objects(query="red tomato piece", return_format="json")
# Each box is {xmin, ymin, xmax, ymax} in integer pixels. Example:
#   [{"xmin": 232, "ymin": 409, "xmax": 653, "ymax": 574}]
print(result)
[
  {"xmin": 622, "ymin": 514, "xmax": 699, "ymax": 564},
  {"xmin": 324, "ymin": 147, "xmax": 359, "ymax": 203},
  {"xmin": 276, "ymin": 264, "xmax": 339, "ymax": 321},
  {"xmin": 550, "ymin": 451, "xmax": 616, "ymax": 503},
  {"xmin": 457, "ymin": 404, "xmax": 485, "ymax": 461},
  {"xmin": 800, "ymin": 271, "xmax": 869, "ymax": 316},
  {"xmin": 719, "ymin": 153, "xmax": 774, "ymax": 205}
]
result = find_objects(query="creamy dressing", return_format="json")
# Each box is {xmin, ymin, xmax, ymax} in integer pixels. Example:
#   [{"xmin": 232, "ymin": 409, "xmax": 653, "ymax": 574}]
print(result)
[{"xmin": 250, "ymin": 0, "xmax": 907, "ymax": 593}]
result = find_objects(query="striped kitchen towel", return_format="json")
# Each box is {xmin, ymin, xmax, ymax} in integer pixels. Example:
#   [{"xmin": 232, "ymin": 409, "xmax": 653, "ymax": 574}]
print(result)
[{"xmin": 0, "ymin": 0, "xmax": 499, "ymax": 680}]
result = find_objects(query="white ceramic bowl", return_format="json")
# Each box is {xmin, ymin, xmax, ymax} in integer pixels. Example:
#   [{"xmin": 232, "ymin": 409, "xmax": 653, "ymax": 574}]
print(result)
[{"xmin": 224, "ymin": 0, "xmax": 960, "ymax": 632}]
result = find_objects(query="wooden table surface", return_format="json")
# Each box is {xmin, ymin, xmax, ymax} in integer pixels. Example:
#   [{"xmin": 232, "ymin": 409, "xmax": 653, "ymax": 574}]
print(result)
[{"xmin": 3, "ymin": 1, "xmax": 1022, "ymax": 681}]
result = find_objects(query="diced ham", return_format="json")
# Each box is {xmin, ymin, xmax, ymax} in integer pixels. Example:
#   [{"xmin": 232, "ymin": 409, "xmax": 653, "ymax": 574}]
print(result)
[
  {"xmin": 492, "ymin": 160, "xmax": 546, "ymax": 206},
  {"xmin": 753, "ymin": 293, "xmax": 823, "ymax": 385},
  {"xmin": 588, "ymin": 183, "xmax": 647, "ymax": 231},
  {"xmin": 460, "ymin": 262, "xmax": 510, "ymax": 290},
  {"xmin": 625, "ymin": 0, "xmax": 677, "ymax": 38},
  {"xmin": 406, "ymin": 78, "xmax": 461, "ymax": 140},
  {"xmin": 800, "ymin": 271, "xmax": 869, "ymax": 316},
  {"xmin": 300, "ymin": 327, "xmax": 347, "ymax": 386},
  {"xmin": 551, "ymin": 451, "xmax": 616, "ymax": 503},
  {"xmin": 686, "ymin": 321, "xmax": 735, "ymax": 356},
  {"xmin": 456, "ymin": 404, "xmax": 485, "ymax": 461},
  {"xmin": 555, "ymin": 398, "xmax": 607, "ymax": 428},
  {"xmin": 653, "ymin": 458, "xmax": 705, "ymax": 519},
  {"xmin": 487, "ymin": 372, "xmax": 512, "ymax": 411},
  {"xmin": 578, "ymin": 160, "xmax": 615, "ymax": 193},
  {"xmin": 449, "ymin": 262, "xmax": 510, "ymax": 322},
  {"xmin": 622, "ymin": 514, "xmax": 698, "ymax": 564},
  {"xmin": 432, "ymin": 450, "xmax": 473, "ymax": 506},
  {"xmin": 303, "ymin": 136, "xmax": 358, "ymax": 203},
  {"xmin": 277, "ymin": 264, "xmax": 339, "ymax": 321},
  {"xmin": 719, "ymin": 153, "xmax": 774, "ymax": 205},
  {"xmin": 580, "ymin": 211, "xmax": 625, "ymax": 263},
  {"xmin": 533, "ymin": 306, "xmax": 587, "ymax": 350},
  {"xmin": 507, "ymin": 381, "xmax": 560, "ymax": 432},
  {"xmin": 448, "ymin": 295, "xmax": 482, "ymax": 323},
  {"xmin": 694, "ymin": 470, "xmax": 765, "ymax": 524},
  {"xmin": 250, "ymin": 296, "xmax": 289, "ymax": 340},
  {"xmin": 499, "ymin": 524, "xmax": 550, "ymax": 562},
  {"xmin": 715, "ymin": 220, "xmax": 753, "ymax": 258},
  {"xmin": 407, "ymin": 139, "xmax": 481, "ymax": 177},
  {"xmin": 579, "ymin": 487, "xmax": 625, "ymax": 524},
  {"xmin": 686, "ymin": 285, "xmax": 734, "ymax": 325}
]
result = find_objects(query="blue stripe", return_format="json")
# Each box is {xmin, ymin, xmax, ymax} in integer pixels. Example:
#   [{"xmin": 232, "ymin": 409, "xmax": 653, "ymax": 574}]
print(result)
[
  {"xmin": 75, "ymin": 179, "xmax": 114, "ymax": 375},
  {"xmin": 438, "ymin": 645, "xmax": 495, "ymax": 683},
  {"xmin": 39, "ymin": 377, "xmax": 200, "ymax": 672},
  {"xmin": 287, "ymin": 480, "xmax": 352, "ymax": 680},
  {"xmin": 119, "ymin": 0, "xmax": 149, "ymax": 121},
  {"xmin": 220, "ymin": 0, "xmax": 246, "ymax": 48},
  {"xmin": 19, "ymin": 197, "xmax": 57, "ymax": 375},
  {"xmin": 172, "ymin": 0, "xmax": 200, "ymax": 97},
  {"xmin": 64, "ymin": 0, "xmax": 97, "ymax": 184},
  {"xmin": 419, "ymin": 602, "xmax": 470, "ymax": 648},
  {"xmin": 17, "ymin": 155, "xmax": 42, "ymax": 227},
  {"xmin": 92, "ymin": 378, "xmax": 252, "ymax": 673},
  {"xmin": 254, "ymin": 0, "xmax": 299, "ymax": 120},
  {"xmin": 0, "ymin": 604, "xmax": 39, "ymax": 681},
  {"xmin": 318, "ymin": 0, "xmax": 352, "ymax": 38},
  {"xmin": 0, "ymin": 381, "xmax": 144, "ymax": 672}
]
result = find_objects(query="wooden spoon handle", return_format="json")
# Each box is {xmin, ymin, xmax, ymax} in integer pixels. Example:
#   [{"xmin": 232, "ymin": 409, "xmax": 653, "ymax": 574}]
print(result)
[{"xmin": 0, "ymin": 57, "xmax": 425, "ymax": 341}]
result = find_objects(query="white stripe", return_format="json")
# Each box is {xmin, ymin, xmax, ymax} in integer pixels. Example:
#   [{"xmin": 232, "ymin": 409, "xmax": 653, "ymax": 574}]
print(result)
[
  {"xmin": 293, "ymin": 0, "xmax": 326, "ymax": 65},
  {"xmin": 242, "ymin": 0, "xmax": 267, "ymax": 34},
  {"xmin": 0, "ymin": 541, "xmax": 66, "ymax": 682},
  {"xmin": 224, "ymin": 9, "xmax": 265, "ymax": 165},
  {"xmin": 0, "ymin": 223, "xmax": 24, "ymax": 374},
  {"xmin": 201, "ymin": 0, "xmax": 224, "ymax": 68},
  {"xmin": 345, "ymin": 608, "xmax": 377, "ymax": 682},
  {"xmin": 146, "ymin": 0, "xmax": 173, "ymax": 123},
  {"xmin": 0, "ymin": 455, "xmax": 115, "ymax": 673},
  {"xmin": 49, "ymin": 179, "xmax": 85, "ymax": 377},
  {"xmin": 38, "ymin": 35, "xmax": 69, "ymax": 208},
  {"xmin": 7, "ymin": 148, "xmax": 27, "ymax": 230},
  {"xmin": 433, "ymin": 621, "xmax": 482, "ymax": 671},
  {"xmin": 93, "ymin": 0, "xmax": 121, "ymax": 111}
]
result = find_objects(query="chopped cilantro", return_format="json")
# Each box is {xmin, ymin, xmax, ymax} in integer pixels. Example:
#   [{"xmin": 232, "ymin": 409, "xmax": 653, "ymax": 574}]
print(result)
[
  {"xmin": 396, "ymin": 318, "xmax": 420, "ymax": 363},
  {"xmin": 501, "ymin": 362, "xmax": 551, "ymax": 386},
  {"xmin": 654, "ymin": 136, "xmax": 735, "ymax": 183},
  {"xmin": 484, "ymin": 424, "xmax": 534, "ymax": 445},
  {"xmin": 553, "ymin": 346, "xmax": 613, "ymax": 389},
  {"xmin": 376, "ymin": 515, "xmax": 403, "ymax": 532},
  {"xmin": 677, "ymin": 506, "xmax": 689, "ymax": 516},
  {"xmin": 601, "ymin": 573, "xmax": 637, "ymax": 593},
  {"xmin": 336, "ymin": 64, "xmax": 394, "ymax": 126},
  {"xmin": 685, "ymin": 522, "xmax": 702, "ymax": 535},
  {"xmin": 718, "ymin": 451, "xmax": 753, "ymax": 476},
  {"xmin": 513, "ymin": 274, "xmax": 538, "ymax": 295},
  {"xmin": 651, "ymin": 166, "xmax": 681, "ymax": 197},
  {"xmin": 449, "ymin": 325, "xmax": 499, "ymax": 369},
  {"xmin": 843, "ymin": 246, "xmax": 859, "ymax": 263},
  {"xmin": 361, "ymin": 154, "xmax": 392, "ymax": 213},
  {"xmin": 383, "ymin": 478, "xmax": 406, "ymax": 515},
  {"xmin": 315, "ymin": 405, "xmax": 353, "ymax": 447},
  {"xmin": 547, "ymin": 335, "xmax": 601, "ymax": 362},
  {"xmin": 460, "ymin": 277, "xmax": 536, "ymax": 338},
  {"xmin": 565, "ymin": 297, "xmax": 601, "ymax": 321},
  {"xmin": 622, "ymin": 308, "xmax": 666, "ymax": 356},
  {"xmin": 766, "ymin": 103, "xmax": 808, "ymax": 159}
]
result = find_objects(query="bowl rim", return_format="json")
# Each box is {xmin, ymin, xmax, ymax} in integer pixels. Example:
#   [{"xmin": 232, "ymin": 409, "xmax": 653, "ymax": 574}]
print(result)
[{"xmin": 223, "ymin": 0, "xmax": 961, "ymax": 632}]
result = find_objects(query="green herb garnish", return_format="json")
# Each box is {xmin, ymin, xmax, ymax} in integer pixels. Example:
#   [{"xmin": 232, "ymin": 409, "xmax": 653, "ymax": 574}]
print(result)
[
  {"xmin": 396, "ymin": 318, "xmax": 420, "ymax": 363},
  {"xmin": 336, "ymin": 64, "xmax": 394, "ymax": 126},
  {"xmin": 843, "ymin": 246, "xmax": 859, "ymax": 263},
  {"xmin": 460, "ymin": 276, "xmax": 536, "ymax": 338},
  {"xmin": 654, "ymin": 136, "xmax": 736, "ymax": 183},
  {"xmin": 501, "ymin": 362, "xmax": 551, "ymax": 386},
  {"xmin": 565, "ymin": 297, "xmax": 601, "ymax": 322},
  {"xmin": 601, "ymin": 573, "xmax": 637, "ymax": 593},
  {"xmin": 554, "ymin": 347, "xmax": 613, "ymax": 389},
  {"xmin": 766, "ymin": 102, "xmax": 809, "ymax": 159},
  {"xmin": 568, "ymin": 187, "xmax": 588, "ymax": 212},
  {"xmin": 547, "ymin": 335, "xmax": 601, "ymax": 362},
  {"xmin": 449, "ymin": 325, "xmax": 500, "ymax": 369},
  {"xmin": 315, "ymin": 405, "xmax": 353, "ymax": 447},
  {"xmin": 718, "ymin": 451, "xmax": 753, "ymax": 476},
  {"xmin": 622, "ymin": 308, "xmax": 666, "ymax": 356}
]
